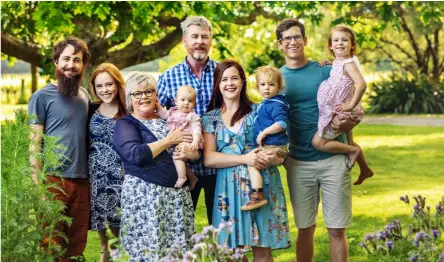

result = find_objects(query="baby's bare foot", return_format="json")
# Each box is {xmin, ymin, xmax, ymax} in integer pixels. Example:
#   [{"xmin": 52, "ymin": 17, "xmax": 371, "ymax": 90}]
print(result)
[
  {"xmin": 175, "ymin": 177, "xmax": 187, "ymax": 188},
  {"xmin": 353, "ymin": 168, "xmax": 374, "ymax": 185},
  {"xmin": 347, "ymin": 146, "xmax": 361, "ymax": 169}
]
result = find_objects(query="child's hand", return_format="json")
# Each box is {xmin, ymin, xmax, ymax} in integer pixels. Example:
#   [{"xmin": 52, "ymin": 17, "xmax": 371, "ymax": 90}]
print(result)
[
  {"xmin": 257, "ymin": 132, "xmax": 267, "ymax": 146},
  {"xmin": 318, "ymin": 60, "xmax": 332, "ymax": 67},
  {"xmin": 336, "ymin": 102, "xmax": 354, "ymax": 112},
  {"xmin": 190, "ymin": 141, "xmax": 199, "ymax": 151}
]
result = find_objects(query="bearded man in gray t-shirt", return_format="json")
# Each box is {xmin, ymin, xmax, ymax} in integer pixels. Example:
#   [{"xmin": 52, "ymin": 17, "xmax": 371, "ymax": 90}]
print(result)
[{"xmin": 28, "ymin": 37, "xmax": 91, "ymax": 260}]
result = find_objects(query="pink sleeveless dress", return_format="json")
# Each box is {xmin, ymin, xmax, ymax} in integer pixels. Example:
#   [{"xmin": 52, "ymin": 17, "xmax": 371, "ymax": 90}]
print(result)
[{"xmin": 317, "ymin": 57, "xmax": 364, "ymax": 139}]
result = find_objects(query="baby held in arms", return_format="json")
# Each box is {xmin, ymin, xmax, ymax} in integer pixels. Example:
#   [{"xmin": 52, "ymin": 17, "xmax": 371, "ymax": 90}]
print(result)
[{"xmin": 156, "ymin": 85, "xmax": 201, "ymax": 188}]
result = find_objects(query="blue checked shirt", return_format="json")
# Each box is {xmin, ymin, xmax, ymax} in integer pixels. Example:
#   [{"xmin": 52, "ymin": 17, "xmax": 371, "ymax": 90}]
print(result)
[{"xmin": 157, "ymin": 57, "xmax": 218, "ymax": 176}]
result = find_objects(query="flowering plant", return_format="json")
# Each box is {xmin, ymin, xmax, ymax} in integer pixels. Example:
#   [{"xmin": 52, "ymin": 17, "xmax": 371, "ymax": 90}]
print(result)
[
  {"xmin": 160, "ymin": 221, "xmax": 248, "ymax": 262},
  {"xmin": 359, "ymin": 195, "xmax": 444, "ymax": 261}
]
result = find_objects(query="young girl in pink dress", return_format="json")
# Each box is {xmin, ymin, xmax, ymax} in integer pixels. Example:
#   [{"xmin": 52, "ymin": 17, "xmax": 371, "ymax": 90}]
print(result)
[
  {"xmin": 312, "ymin": 24, "xmax": 373, "ymax": 185},
  {"xmin": 156, "ymin": 85, "xmax": 201, "ymax": 188}
]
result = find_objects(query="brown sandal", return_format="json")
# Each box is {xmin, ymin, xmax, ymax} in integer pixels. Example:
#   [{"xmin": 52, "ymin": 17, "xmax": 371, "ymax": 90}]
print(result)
[{"xmin": 241, "ymin": 189, "xmax": 268, "ymax": 211}]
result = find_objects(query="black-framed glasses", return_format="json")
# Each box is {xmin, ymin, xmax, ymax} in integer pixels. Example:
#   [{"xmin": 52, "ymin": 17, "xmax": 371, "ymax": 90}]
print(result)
[
  {"xmin": 131, "ymin": 89, "xmax": 155, "ymax": 99},
  {"xmin": 279, "ymin": 35, "xmax": 304, "ymax": 44}
]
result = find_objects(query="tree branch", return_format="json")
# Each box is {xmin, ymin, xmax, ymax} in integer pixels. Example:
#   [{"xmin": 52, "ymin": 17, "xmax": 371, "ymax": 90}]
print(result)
[
  {"xmin": 104, "ymin": 26, "xmax": 183, "ymax": 69},
  {"xmin": 1, "ymin": 33, "xmax": 48, "ymax": 67},
  {"xmin": 380, "ymin": 38, "xmax": 416, "ymax": 62},
  {"xmin": 396, "ymin": 5, "xmax": 422, "ymax": 65}
]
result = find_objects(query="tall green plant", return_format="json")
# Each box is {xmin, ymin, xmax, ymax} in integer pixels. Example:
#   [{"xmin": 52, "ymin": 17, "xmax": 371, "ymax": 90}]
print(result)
[
  {"xmin": 1, "ymin": 109, "xmax": 71, "ymax": 261},
  {"xmin": 368, "ymin": 73, "xmax": 444, "ymax": 114}
]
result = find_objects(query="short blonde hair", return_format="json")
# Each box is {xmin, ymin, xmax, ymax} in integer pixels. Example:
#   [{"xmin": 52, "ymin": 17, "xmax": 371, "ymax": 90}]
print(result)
[
  {"xmin": 328, "ymin": 24, "xmax": 358, "ymax": 57},
  {"xmin": 177, "ymin": 85, "xmax": 197, "ymax": 99},
  {"xmin": 255, "ymin": 66, "xmax": 285, "ymax": 92},
  {"xmin": 181, "ymin": 16, "xmax": 212, "ymax": 36},
  {"xmin": 125, "ymin": 72, "xmax": 157, "ymax": 113}
]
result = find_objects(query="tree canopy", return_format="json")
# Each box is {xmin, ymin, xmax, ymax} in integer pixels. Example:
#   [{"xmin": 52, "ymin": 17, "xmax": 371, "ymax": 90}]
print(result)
[{"xmin": 1, "ymin": 1, "xmax": 321, "ymax": 75}]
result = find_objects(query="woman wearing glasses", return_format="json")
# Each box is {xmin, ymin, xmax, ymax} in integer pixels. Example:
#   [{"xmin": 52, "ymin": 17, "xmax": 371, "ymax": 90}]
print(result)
[
  {"xmin": 113, "ymin": 72, "xmax": 196, "ymax": 261},
  {"xmin": 88, "ymin": 63, "xmax": 127, "ymax": 262}
]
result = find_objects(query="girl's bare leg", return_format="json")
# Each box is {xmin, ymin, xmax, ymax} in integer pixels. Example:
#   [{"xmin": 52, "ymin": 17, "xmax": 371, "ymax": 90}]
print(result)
[
  {"xmin": 347, "ymin": 130, "xmax": 374, "ymax": 185},
  {"xmin": 173, "ymin": 159, "xmax": 187, "ymax": 188},
  {"xmin": 312, "ymin": 132, "xmax": 361, "ymax": 168}
]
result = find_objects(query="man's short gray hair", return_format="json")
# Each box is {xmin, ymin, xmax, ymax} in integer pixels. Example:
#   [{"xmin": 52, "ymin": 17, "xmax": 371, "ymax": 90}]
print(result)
[
  {"xmin": 181, "ymin": 16, "xmax": 212, "ymax": 36},
  {"xmin": 125, "ymin": 72, "xmax": 157, "ymax": 113}
]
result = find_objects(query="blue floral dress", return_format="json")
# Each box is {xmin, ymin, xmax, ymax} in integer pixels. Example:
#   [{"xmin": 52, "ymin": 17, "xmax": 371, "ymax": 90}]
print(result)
[
  {"xmin": 88, "ymin": 111, "xmax": 123, "ymax": 231},
  {"xmin": 201, "ymin": 107, "xmax": 291, "ymax": 249}
]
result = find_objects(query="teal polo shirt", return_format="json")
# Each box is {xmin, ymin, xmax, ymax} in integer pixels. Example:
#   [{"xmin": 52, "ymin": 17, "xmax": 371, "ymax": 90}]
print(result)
[{"xmin": 281, "ymin": 60, "xmax": 347, "ymax": 161}]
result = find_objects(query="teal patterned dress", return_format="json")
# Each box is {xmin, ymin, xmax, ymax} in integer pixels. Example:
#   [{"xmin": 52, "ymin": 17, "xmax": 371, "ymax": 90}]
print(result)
[{"xmin": 202, "ymin": 106, "xmax": 291, "ymax": 249}]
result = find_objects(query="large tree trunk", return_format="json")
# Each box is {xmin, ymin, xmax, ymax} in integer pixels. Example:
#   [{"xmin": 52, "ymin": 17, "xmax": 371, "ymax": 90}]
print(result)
[{"xmin": 31, "ymin": 64, "xmax": 38, "ymax": 94}]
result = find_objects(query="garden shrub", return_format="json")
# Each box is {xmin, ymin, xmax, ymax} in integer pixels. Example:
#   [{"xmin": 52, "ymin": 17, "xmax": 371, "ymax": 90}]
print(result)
[
  {"xmin": 1, "ymin": 110, "xmax": 71, "ymax": 261},
  {"xmin": 368, "ymin": 74, "xmax": 444, "ymax": 114}
]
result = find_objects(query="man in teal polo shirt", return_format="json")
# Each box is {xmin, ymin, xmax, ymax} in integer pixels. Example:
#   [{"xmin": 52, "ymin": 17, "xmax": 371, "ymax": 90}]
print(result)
[{"xmin": 277, "ymin": 18, "xmax": 358, "ymax": 261}]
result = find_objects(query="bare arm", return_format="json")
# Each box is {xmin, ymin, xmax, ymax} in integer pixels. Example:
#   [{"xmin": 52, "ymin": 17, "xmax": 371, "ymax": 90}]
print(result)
[
  {"xmin": 29, "ymin": 124, "xmax": 43, "ymax": 185},
  {"xmin": 203, "ymin": 133, "xmax": 267, "ymax": 169},
  {"xmin": 257, "ymin": 123, "xmax": 284, "ymax": 146},
  {"xmin": 339, "ymin": 62, "xmax": 367, "ymax": 112}
]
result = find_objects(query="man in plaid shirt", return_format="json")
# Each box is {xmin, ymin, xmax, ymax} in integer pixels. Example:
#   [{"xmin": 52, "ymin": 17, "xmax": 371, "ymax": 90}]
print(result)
[{"xmin": 157, "ymin": 16, "xmax": 218, "ymax": 225}]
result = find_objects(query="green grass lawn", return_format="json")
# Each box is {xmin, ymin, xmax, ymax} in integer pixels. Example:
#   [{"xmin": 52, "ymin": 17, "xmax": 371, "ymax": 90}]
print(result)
[{"xmin": 82, "ymin": 124, "xmax": 444, "ymax": 261}]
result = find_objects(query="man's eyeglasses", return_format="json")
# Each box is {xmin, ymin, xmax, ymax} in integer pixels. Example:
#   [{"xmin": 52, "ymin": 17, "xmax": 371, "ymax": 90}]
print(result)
[
  {"xmin": 131, "ymin": 89, "xmax": 155, "ymax": 99},
  {"xmin": 279, "ymin": 35, "xmax": 304, "ymax": 44}
]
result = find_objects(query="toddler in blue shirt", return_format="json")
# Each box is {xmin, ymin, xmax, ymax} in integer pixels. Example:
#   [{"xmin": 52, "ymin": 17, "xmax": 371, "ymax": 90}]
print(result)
[{"xmin": 242, "ymin": 66, "xmax": 289, "ymax": 211}]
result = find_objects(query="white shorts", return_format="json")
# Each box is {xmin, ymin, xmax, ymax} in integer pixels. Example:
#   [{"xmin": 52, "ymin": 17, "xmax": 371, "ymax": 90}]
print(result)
[{"xmin": 284, "ymin": 154, "xmax": 352, "ymax": 229}]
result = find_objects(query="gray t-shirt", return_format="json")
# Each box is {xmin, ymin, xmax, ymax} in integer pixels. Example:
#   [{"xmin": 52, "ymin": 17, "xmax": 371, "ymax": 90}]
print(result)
[{"xmin": 28, "ymin": 84, "xmax": 89, "ymax": 178}]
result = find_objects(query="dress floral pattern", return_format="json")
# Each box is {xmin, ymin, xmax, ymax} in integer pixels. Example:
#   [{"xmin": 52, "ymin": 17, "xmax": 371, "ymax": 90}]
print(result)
[
  {"xmin": 201, "ymin": 106, "xmax": 291, "ymax": 249},
  {"xmin": 120, "ymin": 117, "xmax": 195, "ymax": 262},
  {"xmin": 88, "ymin": 111, "xmax": 123, "ymax": 231},
  {"xmin": 317, "ymin": 57, "xmax": 365, "ymax": 139}
]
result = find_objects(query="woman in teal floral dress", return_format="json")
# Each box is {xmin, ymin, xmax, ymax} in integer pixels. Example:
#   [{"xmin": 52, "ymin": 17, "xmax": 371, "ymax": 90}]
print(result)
[{"xmin": 202, "ymin": 60, "xmax": 290, "ymax": 261}]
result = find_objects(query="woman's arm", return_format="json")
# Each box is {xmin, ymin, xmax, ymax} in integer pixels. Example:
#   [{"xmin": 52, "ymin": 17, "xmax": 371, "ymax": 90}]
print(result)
[
  {"xmin": 203, "ymin": 133, "xmax": 267, "ymax": 169},
  {"xmin": 338, "ymin": 62, "xmax": 367, "ymax": 112}
]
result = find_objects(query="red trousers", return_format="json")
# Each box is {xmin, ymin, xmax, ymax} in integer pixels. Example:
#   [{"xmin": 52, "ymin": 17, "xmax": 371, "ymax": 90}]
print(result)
[{"xmin": 46, "ymin": 176, "xmax": 90, "ymax": 261}]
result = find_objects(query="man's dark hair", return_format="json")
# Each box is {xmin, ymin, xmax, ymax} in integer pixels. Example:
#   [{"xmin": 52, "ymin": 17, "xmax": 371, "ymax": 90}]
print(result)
[
  {"xmin": 53, "ymin": 37, "xmax": 91, "ymax": 65},
  {"xmin": 276, "ymin": 18, "xmax": 306, "ymax": 41}
]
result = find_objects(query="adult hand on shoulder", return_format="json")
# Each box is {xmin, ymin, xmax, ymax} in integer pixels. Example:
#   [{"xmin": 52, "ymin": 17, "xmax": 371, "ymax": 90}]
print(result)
[
  {"xmin": 330, "ymin": 114, "xmax": 359, "ymax": 133},
  {"xmin": 243, "ymin": 148, "xmax": 267, "ymax": 170}
]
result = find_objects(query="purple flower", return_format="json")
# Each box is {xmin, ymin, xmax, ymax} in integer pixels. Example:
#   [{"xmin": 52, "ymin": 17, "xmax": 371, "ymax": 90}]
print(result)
[
  {"xmin": 400, "ymin": 195, "xmax": 409, "ymax": 204},
  {"xmin": 385, "ymin": 240, "xmax": 394, "ymax": 252},
  {"xmin": 364, "ymin": 234, "xmax": 375, "ymax": 241},
  {"xmin": 409, "ymin": 254, "xmax": 418, "ymax": 262},
  {"xmin": 439, "ymin": 252, "xmax": 444, "ymax": 262},
  {"xmin": 359, "ymin": 242, "xmax": 365, "ymax": 247},
  {"xmin": 413, "ymin": 240, "xmax": 419, "ymax": 247},
  {"xmin": 431, "ymin": 229, "xmax": 441, "ymax": 240},
  {"xmin": 377, "ymin": 231, "xmax": 388, "ymax": 241}
]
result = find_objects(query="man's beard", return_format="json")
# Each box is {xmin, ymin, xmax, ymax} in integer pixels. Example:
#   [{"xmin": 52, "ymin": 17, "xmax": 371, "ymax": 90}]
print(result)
[
  {"xmin": 191, "ymin": 50, "xmax": 208, "ymax": 61},
  {"xmin": 55, "ymin": 67, "xmax": 83, "ymax": 96}
]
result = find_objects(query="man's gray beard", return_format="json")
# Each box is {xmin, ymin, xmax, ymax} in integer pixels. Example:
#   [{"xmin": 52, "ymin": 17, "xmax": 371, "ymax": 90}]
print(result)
[
  {"xmin": 191, "ymin": 51, "xmax": 208, "ymax": 61},
  {"xmin": 56, "ymin": 68, "xmax": 82, "ymax": 97}
]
